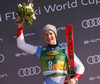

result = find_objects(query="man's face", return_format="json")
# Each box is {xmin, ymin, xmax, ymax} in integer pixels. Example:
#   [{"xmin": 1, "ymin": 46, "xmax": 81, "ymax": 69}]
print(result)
[{"xmin": 43, "ymin": 30, "xmax": 57, "ymax": 45}]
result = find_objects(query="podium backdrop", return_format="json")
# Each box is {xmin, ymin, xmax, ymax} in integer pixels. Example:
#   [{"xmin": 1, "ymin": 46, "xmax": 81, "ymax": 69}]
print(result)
[{"xmin": 0, "ymin": 0, "xmax": 100, "ymax": 84}]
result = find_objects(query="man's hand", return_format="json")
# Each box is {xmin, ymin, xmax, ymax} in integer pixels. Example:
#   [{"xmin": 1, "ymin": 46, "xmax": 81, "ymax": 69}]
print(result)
[
  {"xmin": 66, "ymin": 78, "xmax": 77, "ymax": 84},
  {"xmin": 15, "ymin": 16, "xmax": 25, "ymax": 28}
]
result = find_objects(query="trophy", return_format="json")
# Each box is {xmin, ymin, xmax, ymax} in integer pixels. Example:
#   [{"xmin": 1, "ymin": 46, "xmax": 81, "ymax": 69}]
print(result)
[{"xmin": 16, "ymin": 0, "xmax": 36, "ymax": 25}]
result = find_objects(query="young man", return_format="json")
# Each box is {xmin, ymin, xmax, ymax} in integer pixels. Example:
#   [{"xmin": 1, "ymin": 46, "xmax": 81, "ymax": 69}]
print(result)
[{"xmin": 16, "ymin": 17, "xmax": 85, "ymax": 84}]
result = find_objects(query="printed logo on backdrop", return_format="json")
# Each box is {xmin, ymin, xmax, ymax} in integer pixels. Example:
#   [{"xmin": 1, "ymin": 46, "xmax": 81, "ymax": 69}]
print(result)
[
  {"xmin": 84, "ymin": 38, "xmax": 100, "ymax": 44},
  {"xmin": 0, "ymin": 14, "xmax": 2, "ymax": 22},
  {"xmin": 82, "ymin": 17, "xmax": 100, "ymax": 28},
  {"xmin": 81, "ymin": 0, "xmax": 100, "ymax": 6},
  {"xmin": 0, "ymin": 74, "xmax": 7, "ymax": 79},
  {"xmin": 9, "ymin": 30, "xmax": 39, "ymax": 44},
  {"xmin": 0, "ymin": 54, "xmax": 5, "ymax": 63},
  {"xmin": 57, "ymin": 26, "xmax": 65, "ymax": 31},
  {"xmin": 89, "ymin": 75, "xmax": 100, "ymax": 81},
  {"xmin": 15, "ymin": 52, "xmax": 28, "ymax": 57},
  {"xmin": 18, "ymin": 66, "xmax": 41, "ymax": 77},
  {"xmin": 87, "ymin": 54, "xmax": 100, "ymax": 65},
  {"xmin": 0, "ymin": 0, "xmax": 100, "ymax": 22},
  {"xmin": 0, "ymin": 12, "xmax": 17, "ymax": 22},
  {"xmin": 0, "ymin": 38, "xmax": 3, "ymax": 42}
]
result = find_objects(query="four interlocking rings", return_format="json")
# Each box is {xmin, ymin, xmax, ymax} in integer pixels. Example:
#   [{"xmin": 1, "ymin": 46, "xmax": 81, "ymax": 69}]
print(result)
[
  {"xmin": 87, "ymin": 55, "xmax": 100, "ymax": 65},
  {"xmin": 18, "ymin": 66, "xmax": 41, "ymax": 77},
  {"xmin": 82, "ymin": 17, "xmax": 100, "ymax": 28},
  {"xmin": 0, "ymin": 54, "xmax": 5, "ymax": 63}
]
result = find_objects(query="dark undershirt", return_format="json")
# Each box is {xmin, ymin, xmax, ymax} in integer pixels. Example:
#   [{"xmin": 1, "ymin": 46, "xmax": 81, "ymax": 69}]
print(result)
[{"xmin": 48, "ymin": 41, "xmax": 58, "ymax": 48}]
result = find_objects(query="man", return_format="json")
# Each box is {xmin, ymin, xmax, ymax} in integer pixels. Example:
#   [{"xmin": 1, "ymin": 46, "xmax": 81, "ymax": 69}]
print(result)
[{"xmin": 16, "ymin": 17, "xmax": 85, "ymax": 84}]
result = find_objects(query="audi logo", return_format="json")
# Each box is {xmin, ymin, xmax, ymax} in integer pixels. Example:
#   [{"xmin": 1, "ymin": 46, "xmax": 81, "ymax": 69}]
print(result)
[
  {"xmin": 87, "ymin": 55, "xmax": 100, "ymax": 65},
  {"xmin": 18, "ymin": 66, "xmax": 41, "ymax": 77},
  {"xmin": 0, "ymin": 54, "xmax": 5, "ymax": 63},
  {"xmin": 82, "ymin": 17, "xmax": 100, "ymax": 28}
]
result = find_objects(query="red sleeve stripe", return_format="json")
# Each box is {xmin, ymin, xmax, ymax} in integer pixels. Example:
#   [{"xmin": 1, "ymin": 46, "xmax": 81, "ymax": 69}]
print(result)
[
  {"xmin": 17, "ymin": 27, "xmax": 23, "ymax": 38},
  {"xmin": 74, "ymin": 74, "xmax": 83, "ymax": 80}
]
